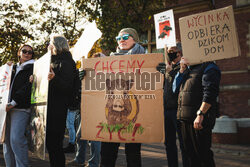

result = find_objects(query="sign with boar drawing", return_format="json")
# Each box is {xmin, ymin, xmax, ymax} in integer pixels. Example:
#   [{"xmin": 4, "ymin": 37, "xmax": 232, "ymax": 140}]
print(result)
[
  {"xmin": 81, "ymin": 53, "xmax": 165, "ymax": 143},
  {"xmin": 179, "ymin": 5, "xmax": 240, "ymax": 65},
  {"xmin": 154, "ymin": 9, "xmax": 176, "ymax": 49}
]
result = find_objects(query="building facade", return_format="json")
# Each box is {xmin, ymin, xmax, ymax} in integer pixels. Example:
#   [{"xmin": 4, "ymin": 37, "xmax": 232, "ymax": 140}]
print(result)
[{"xmin": 141, "ymin": 0, "xmax": 250, "ymax": 118}]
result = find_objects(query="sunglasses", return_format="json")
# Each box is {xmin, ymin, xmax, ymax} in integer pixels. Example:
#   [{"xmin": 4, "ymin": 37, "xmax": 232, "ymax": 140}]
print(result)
[
  {"xmin": 116, "ymin": 34, "xmax": 132, "ymax": 41},
  {"xmin": 22, "ymin": 49, "xmax": 33, "ymax": 55}
]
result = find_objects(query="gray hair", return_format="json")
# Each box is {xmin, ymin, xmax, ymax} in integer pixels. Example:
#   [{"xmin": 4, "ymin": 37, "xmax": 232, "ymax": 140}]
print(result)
[{"xmin": 50, "ymin": 35, "xmax": 69, "ymax": 54}]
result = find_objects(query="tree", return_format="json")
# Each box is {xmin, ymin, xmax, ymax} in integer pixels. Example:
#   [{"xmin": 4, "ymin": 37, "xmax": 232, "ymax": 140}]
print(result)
[
  {"xmin": 0, "ymin": 1, "xmax": 34, "ymax": 65},
  {"xmin": 37, "ymin": 0, "xmax": 87, "ymax": 47},
  {"xmin": 87, "ymin": 39, "xmax": 103, "ymax": 58},
  {"xmin": 30, "ymin": 0, "xmax": 87, "ymax": 58},
  {"xmin": 0, "ymin": 0, "xmax": 178, "ymax": 66},
  {"xmin": 0, "ymin": 0, "xmax": 87, "ymax": 65},
  {"xmin": 76, "ymin": 0, "xmax": 178, "ymax": 53}
]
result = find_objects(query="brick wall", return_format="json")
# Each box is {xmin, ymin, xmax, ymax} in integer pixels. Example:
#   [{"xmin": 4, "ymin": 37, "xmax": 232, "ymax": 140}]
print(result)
[
  {"xmin": 219, "ymin": 90, "xmax": 250, "ymax": 117},
  {"xmin": 216, "ymin": 0, "xmax": 250, "ymax": 118},
  {"xmin": 148, "ymin": 0, "xmax": 249, "ymax": 118},
  {"xmin": 220, "ymin": 73, "xmax": 250, "ymax": 85}
]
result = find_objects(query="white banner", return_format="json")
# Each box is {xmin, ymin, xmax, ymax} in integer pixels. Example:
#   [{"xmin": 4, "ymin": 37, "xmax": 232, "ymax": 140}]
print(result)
[
  {"xmin": 0, "ymin": 64, "xmax": 13, "ymax": 142},
  {"xmin": 29, "ymin": 52, "xmax": 51, "ymax": 160},
  {"xmin": 72, "ymin": 21, "xmax": 102, "ymax": 62}
]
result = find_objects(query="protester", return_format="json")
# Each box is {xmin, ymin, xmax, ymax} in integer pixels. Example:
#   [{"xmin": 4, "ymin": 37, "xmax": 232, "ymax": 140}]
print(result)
[
  {"xmin": 100, "ymin": 28, "xmax": 145, "ymax": 167},
  {"xmin": 46, "ymin": 35, "xmax": 76, "ymax": 167},
  {"xmin": 64, "ymin": 110, "xmax": 77, "ymax": 153},
  {"xmin": 177, "ymin": 57, "xmax": 221, "ymax": 167},
  {"xmin": 64, "ymin": 62, "xmax": 81, "ymax": 154},
  {"xmin": 67, "ymin": 122, "xmax": 101, "ymax": 167},
  {"xmin": 67, "ymin": 52, "xmax": 104, "ymax": 167},
  {"xmin": 156, "ymin": 42, "xmax": 189, "ymax": 167},
  {"xmin": 3, "ymin": 44, "xmax": 35, "ymax": 167}
]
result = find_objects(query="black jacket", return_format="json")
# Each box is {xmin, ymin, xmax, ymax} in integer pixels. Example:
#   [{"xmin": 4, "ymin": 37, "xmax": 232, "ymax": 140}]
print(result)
[
  {"xmin": 9, "ymin": 61, "xmax": 34, "ymax": 109},
  {"xmin": 47, "ymin": 51, "xmax": 75, "ymax": 132},
  {"xmin": 163, "ymin": 63, "xmax": 180, "ymax": 110},
  {"xmin": 68, "ymin": 69, "xmax": 81, "ymax": 110},
  {"xmin": 177, "ymin": 62, "xmax": 221, "ymax": 126}
]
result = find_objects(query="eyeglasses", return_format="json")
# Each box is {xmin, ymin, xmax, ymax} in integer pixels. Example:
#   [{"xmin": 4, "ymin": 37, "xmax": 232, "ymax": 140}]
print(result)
[
  {"xmin": 115, "ymin": 34, "xmax": 132, "ymax": 41},
  {"xmin": 22, "ymin": 49, "xmax": 33, "ymax": 55}
]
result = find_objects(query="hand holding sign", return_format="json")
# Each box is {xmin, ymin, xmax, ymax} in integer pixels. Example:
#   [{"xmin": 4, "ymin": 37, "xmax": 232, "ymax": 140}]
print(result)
[
  {"xmin": 180, "ymin": 57, "xmax": 189, "ymax": 73},
  {"xmin": 48, "ymin": 68, "xmax": 55, "ymax": 81},
  {"xmin": 6, "ymin": 104, "xmax": 14, "ymax": 112}
]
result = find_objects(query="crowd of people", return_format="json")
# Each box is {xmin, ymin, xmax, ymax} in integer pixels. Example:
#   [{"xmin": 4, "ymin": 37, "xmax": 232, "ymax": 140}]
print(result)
[{"xmin": 2, "ymin": 27, "xmax": 221, "ymax": 167}]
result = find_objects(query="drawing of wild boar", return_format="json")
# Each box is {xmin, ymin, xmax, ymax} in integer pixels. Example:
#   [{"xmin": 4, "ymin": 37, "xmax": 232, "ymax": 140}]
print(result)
[{"xmin": 105, "ymin": 78, "xmax": 139, "ymax": 126}]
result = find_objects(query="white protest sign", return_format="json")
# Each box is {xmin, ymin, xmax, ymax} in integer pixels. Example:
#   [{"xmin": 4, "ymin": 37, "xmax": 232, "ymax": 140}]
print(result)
[
  {"xmin": 72, "ymin": 21, "xmax": 102, "ymax": 62},
  {"xmin": 154, "ymin": 9, "xmax": 176, "ymax": 49},
  {"xmin": 0, "ymin": 64, "xmax": 12, "ymax": 142}
]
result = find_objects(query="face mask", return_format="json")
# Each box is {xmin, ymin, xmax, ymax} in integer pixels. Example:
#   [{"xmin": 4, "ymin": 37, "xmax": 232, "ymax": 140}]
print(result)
[{"xmin": 168, "ymin": 52, "xmax": 178, "ymax": 62}]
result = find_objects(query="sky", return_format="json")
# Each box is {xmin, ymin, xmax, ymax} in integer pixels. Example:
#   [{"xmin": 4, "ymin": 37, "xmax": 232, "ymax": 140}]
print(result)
[{"xmin": 16, "ymin": 0, "xmax": 41, "ymax": 6}]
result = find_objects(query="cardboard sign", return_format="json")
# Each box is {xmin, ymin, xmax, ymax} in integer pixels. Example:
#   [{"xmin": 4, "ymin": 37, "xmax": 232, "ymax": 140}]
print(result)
[
  {"xmin": 0, "ymin": 64, "xmax": 12, "ymax": 143},
  {"xmin": 81, "ymin": 53, "xmax": 165, "ymax": 143},
  {"xmin": 28, "ymin": 53, "xmax": 50, "ymax": 160},
  {"xmin": 154, "ymin": 9, "xmax": 176, "ymax": 49},
  {"xmin": 179, "ymin": 5, "xmax": 240, "ymax": 65}
]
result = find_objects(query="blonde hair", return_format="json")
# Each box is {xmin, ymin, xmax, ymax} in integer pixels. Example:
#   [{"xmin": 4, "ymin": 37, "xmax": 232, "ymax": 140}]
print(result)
[{"xmin": 50, "ymin": 35, "xmax": 69, "ymax": 55}]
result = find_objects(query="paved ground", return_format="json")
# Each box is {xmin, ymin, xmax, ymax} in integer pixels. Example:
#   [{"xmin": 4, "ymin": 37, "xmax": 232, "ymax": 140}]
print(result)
[{"xmin": 1, "ymin": 140, "xmax": 250, "ymax": 167}]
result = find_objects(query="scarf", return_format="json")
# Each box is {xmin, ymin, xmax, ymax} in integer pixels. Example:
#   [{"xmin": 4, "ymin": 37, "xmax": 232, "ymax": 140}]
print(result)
[{"xmin": 110, "ymin": 43, "xmax": 145, "ymax": 56}]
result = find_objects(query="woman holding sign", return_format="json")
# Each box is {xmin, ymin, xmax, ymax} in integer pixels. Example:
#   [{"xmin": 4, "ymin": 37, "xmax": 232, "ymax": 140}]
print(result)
[
  {"xmin": 46, "ymin": 35, "xmax": 76, "ymax": 167},
  {"xmin": 100, "ymin": 28, "xmax": 145, "ymax": 167},
  {"xmin": 3, "ymin": 44, "xmax": 35, "ymax": 167}
]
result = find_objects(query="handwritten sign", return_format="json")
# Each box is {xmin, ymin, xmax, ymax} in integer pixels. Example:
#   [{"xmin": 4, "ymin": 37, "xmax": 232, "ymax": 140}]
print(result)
[
  {"xmin": 81, "ymin": 54, "xmax": 165, "ymax": 143},
  {"xmin": 179, "ymin": 5, "xmax": 240, "ymax": 65},
  {"xmin": 0, "ymin": 64, "xmax": 12, "ymax": 143},
  {"xmin": 154, "ymin": 9, "xmax": 176, "ymax": 49}
]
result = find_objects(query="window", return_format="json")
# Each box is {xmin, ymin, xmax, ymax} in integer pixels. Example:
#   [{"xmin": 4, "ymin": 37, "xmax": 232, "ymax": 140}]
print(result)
[
  {"xmin": 140, "ymin": 29, "xmax": 164, "ymax": 54},
  {"xmin": 236, "ymin": 0, "xmax": 250, "ymax": 7}
]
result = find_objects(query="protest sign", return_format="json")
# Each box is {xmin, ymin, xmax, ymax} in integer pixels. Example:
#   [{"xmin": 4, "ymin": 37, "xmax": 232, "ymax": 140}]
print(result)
[
  {"xmin": 154, "ymin": 9, "xmax": 176, "ymax": 49},
  {"xmin": 72, "ymin": 21, "xmax": 102, "ymax": 62},
  {"xmin": 0, "ymin": 64, "xmax": 12, "ymax": 143},
  {"xmin": 81, "ymin": 53, "xmax": 165, "ymax": 143},
  {"xmin": 28, "ymin": 53, "xmax": 50, "ymax": 160},
  {"xmin": 179, "ymin": 5, "xmax": 240, "ymax": 65}
]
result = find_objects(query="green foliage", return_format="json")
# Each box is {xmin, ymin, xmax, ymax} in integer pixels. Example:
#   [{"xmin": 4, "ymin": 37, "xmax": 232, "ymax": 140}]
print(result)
[
  {"xmin": 0, "ymin": 0, "xmax": 178, "ymax": 66},
  {"xmin": 76, "ymin": 0, "xmax": 178, "ymax": 53},
  {"xmin": 37, "ymin": 0, "xmax": 86, "ymax": 47},
  {"xmin": 0, "ymin": 0, "xmax": 86, "ymax": 66},
  {"xmin": 88, "ymin": 39, "xmax": 103, "ymax": 58},
  {"xmin": 0, "ymin": 1, "xmax": 34, "ymax": 65}
]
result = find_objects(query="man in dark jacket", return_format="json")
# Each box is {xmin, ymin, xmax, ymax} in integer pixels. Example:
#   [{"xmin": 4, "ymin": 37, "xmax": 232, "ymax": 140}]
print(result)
[
  {"xmin": 63, "ymin": 67, "xmax": 81, "ymax": 153},
  {"xmin": 177, "ymin": 58, "xmax": 221, "ymax": 167},
  {"xmin": 157, "ymin": 42, "xmax": 188, "ymax": 167}
]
